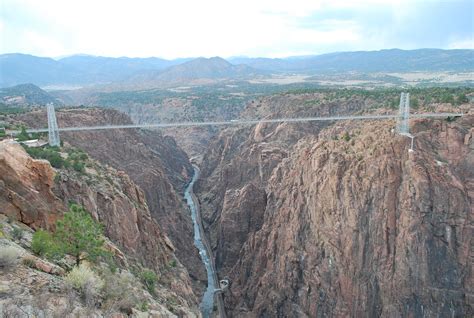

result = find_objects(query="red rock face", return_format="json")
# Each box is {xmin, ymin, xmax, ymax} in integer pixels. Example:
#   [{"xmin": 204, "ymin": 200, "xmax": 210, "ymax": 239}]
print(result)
[
  {"xmin": 0, "ymin": 142, "xmax": 64, "ymax": 229},
  {"xmin": 54, "ymin": 169, "xmax": 171, "ymax": 271},
  {"xmin": 196, "ymin": 94, "xmax": 473, "ymax": 317}
]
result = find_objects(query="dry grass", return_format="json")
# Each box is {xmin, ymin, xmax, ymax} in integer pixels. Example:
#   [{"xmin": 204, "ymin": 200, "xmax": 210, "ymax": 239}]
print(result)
[{"xmin": 0, "ymin": 246, "xmax": 19, "ymax": 270}]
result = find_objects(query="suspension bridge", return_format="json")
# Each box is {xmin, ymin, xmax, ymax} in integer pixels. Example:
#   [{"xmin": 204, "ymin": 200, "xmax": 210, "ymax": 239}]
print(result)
[{"xmin": 13, "ymin": 93, "xmax": 464, "ymax": 148}]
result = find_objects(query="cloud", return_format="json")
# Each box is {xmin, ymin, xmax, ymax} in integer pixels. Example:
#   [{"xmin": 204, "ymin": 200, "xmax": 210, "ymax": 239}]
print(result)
[
  {"xmin": 449, "ymin": 39, "xmax": 474, "ymax": 49},
  {"xmin": 0, "ymin": 0, "xmax": 472, "ymax": 58}
]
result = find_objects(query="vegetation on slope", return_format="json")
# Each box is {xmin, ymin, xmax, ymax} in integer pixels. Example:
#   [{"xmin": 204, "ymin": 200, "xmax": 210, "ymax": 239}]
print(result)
[
  {"xmin": 0, "ymin": 213, "xmax": 167, "ymax": 316},
  {"xmin": 23, "ymin": 144, "xmax": 88, "ymax": 172}
]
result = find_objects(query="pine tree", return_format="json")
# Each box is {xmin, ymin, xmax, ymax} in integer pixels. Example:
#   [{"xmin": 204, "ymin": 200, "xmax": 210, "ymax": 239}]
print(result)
[{"xmin": 55, "ymin": 204, "xmax": 105, "ymax": 266}]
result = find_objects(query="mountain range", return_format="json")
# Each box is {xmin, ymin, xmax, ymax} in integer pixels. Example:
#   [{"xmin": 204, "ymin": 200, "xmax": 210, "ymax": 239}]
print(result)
[
  {"xmin": 0, "ymin": 49, "xmax": 472, "ymax": 88},
  {"xmin": 229, "ymin": 48, "xmax": 474, "ymax": 73},
  {"xmin": 0, "ymin": 54, "xmax": 190, "ymax": 88}
]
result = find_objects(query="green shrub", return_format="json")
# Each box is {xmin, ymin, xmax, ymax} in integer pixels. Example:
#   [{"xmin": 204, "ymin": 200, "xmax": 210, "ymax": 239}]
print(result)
[
  {"xmin": 166, "ymin": 295, "xmax": 178, "ymax": 313},
  {"xmin": 440, "ymin": 93, "xmax": 455, "ymax": 104},
  {"xmin": 140, "ymin": 269, "xmax": 158, "ymax": 295},
  {"xmin": 137, "ymin": 301, "xmax": 149, "ymax": 312},
  {"xmin": 48, "ymin": 154, "xmax": 64, "ymax": 169},
  {"xmin": 11, "ymin": 226, "xmax": 24, "ymax": 241},
  {"xmin": 342, "ymin": 132, "xmax": 351, "ymax": 142},
  {"xmin": 456, "ymin": 93, "xmax": 468, "ymax": 105},
  {"xmin": 31, "ymin": 229, "xmax": 59, "ymax": 258},
  {"xmin": 16, "ymin": 126, "xmax": 30, "ymax": 141},
  {"xmin": 72, "ymin": 161, "xmax": 85, "ymax": 173},
  {"xmin": 446, "ymin": 116, "xmax": 456, "ymax": 122},
  {"xmin": 23, "ymin": 146, "xmax": 65, "ymax": 168},
  {"xmin": 105, "ymin": 254, "xmax": 118, "ymax": 274}
]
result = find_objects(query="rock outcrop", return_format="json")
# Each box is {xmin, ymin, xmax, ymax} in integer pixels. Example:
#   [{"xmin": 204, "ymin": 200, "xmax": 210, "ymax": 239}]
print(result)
[
  {"xmin": 0, "ymin": 142, "xmax": 63, "ymax": 229},
  {"xmin": 196, "ymin": 93, "xmax": 473, "ymax": 316}
]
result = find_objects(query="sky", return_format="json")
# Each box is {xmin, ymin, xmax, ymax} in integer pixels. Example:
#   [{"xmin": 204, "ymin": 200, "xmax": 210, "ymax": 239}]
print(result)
[{"xmin": 1, "ymin": 0, "xmax": 473, "ymax": 59}]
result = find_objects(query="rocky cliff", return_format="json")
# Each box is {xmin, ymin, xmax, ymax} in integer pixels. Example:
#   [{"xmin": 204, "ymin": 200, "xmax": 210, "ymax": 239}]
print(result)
[
  {"xmin": 196, "ymin": 93, "xmax": 473, "ymax": 316},
  {"xmin": 0, "ymin": 141, "xmax": 200, "ymax": 316},
  {"xmin": 196, "ymin": 94, "xmax": 371, "ymax": 275},
  {"xmin": 15, "ymin": 108, "xmax": 207, "ymax": 290},
  {"xmin": 0, "ymin": 142, "xmax": 63, "ymax": 228}
]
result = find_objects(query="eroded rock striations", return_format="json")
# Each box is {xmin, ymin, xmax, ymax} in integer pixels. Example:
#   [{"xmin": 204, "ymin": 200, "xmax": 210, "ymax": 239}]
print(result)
[{"xmin": 196, "ymin": 94, "xmax": 473, "ymax": 317}]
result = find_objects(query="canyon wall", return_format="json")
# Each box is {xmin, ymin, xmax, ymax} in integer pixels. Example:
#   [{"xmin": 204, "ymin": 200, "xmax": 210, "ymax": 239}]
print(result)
[
  {"xmin": 196, "ymin": 94, "xmax": 473, "ymax": 316},
  {"xmin": 16, "ymin": 109, "xmax": 207, "ymax": 291},
  {"xmin": 0, "ymin": 141, "xmax": 200, "ymax": 315}
]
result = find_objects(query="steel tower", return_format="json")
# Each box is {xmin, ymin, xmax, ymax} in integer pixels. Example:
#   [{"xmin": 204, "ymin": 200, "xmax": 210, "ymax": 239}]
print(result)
[
  {"xmin": 47, "ymin": 103, "xmax": 60, "ymax": 147},
  {"xmin": 397, "ymin": 92, "xmax": 410, "ymax": 134}
]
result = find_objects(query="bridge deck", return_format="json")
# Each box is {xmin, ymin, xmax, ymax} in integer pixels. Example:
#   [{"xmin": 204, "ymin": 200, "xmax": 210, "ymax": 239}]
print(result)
[{"xmin": 16, "ymin": 112, "xmax": 464, "ymax": 133}]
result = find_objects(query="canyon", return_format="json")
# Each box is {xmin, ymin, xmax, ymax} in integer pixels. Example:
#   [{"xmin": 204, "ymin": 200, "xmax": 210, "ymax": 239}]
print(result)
[
  {"xmin": 1, "ymin": 89, "xmax": 472, "ymax": 317},
  {"xmin": 1, "ymin": 0, "xmax": 473, "ymax": 314}
]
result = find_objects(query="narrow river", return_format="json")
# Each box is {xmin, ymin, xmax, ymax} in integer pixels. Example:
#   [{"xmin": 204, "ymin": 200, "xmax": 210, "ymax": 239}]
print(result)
[{"xmin": 184, "ymin": 166, "xmax": 216, "ymax": 317}]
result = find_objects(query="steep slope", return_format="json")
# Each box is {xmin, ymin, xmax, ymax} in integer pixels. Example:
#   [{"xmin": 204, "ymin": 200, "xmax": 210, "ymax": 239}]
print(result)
[
  {"xmin": 15, "ymin": 109, "xmax": 207, "ymax": 292},
  {"xmin": 195, "ymin": 94, "xmax": 473, "ymax": 316},
  {"xmin": 0, "ymin": 141, "xmax": 200, "ymax": 316}
]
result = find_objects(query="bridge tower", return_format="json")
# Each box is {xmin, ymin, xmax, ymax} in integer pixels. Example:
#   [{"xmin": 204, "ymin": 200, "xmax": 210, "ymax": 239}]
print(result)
[
  {"xmin": 397, "ymin": 92, "xmax": 414, "ymax": 152},
  {"xmin": 47, "ymin": 103, "xmax": 60, "ymax": 147},
  {"xmin": 397, "ymin": 92, "xmax": 410, "ymax": 134}
]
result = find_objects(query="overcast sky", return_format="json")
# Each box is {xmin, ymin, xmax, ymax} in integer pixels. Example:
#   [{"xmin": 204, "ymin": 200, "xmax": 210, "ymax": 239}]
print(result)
[{"xmin": 1, "ymin": 0, "xmax": 473, "ymax": 59}]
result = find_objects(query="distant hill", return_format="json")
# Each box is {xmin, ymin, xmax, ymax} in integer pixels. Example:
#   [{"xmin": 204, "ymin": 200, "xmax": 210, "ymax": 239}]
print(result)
[
  {"xmin": 0, "ymin": 83, "xmax": 61, "ymax": 106},
  {"xmin": 0, "ymin": 54, "xmax": 191, "ymax": 87},
  {"xmin": 129, "ymin": 57, "xmax": 265, "ymax": 86},
  {"xmin": 229, "ymin": 49, "xmax": 474, "ymax": 73}
]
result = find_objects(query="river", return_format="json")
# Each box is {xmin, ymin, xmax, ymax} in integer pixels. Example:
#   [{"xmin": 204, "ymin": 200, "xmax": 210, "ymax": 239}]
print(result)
[{"xmin": 184, "ymin": 165, "xmax": 216, "ymax": 317}]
